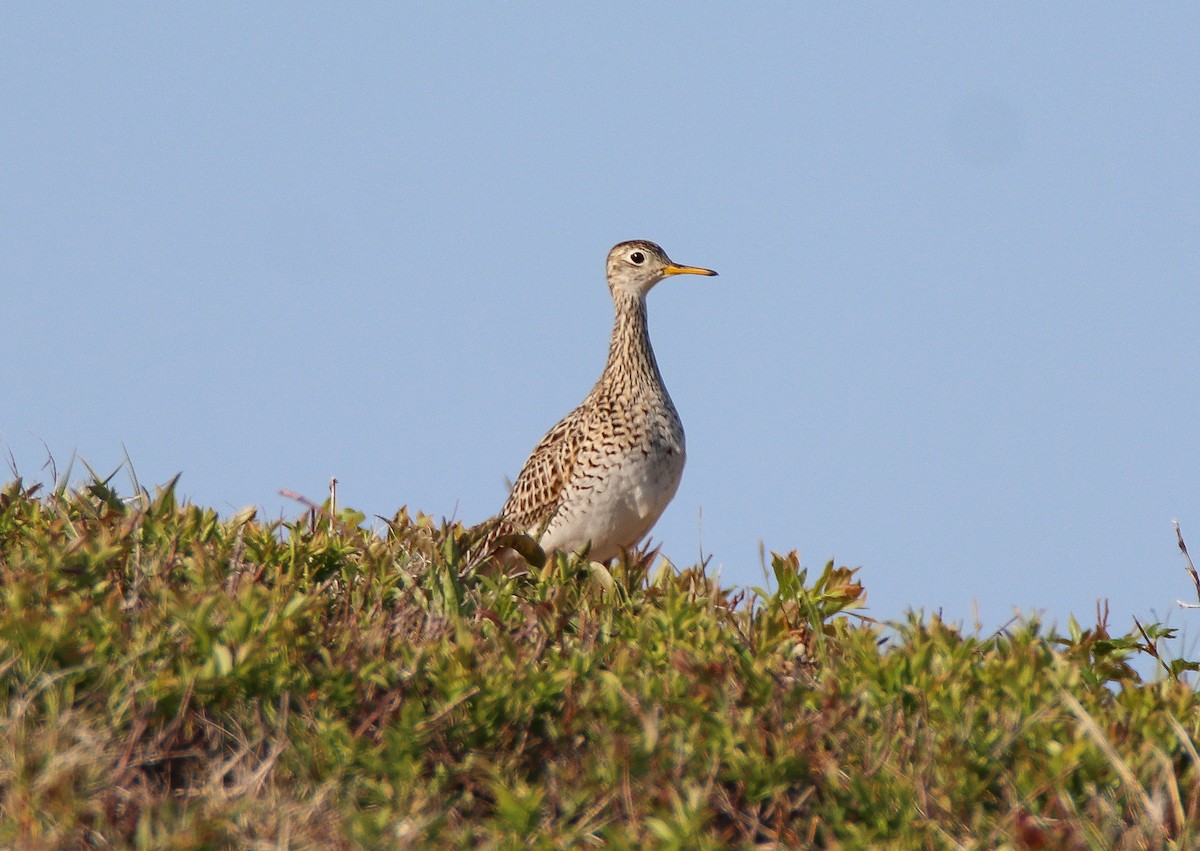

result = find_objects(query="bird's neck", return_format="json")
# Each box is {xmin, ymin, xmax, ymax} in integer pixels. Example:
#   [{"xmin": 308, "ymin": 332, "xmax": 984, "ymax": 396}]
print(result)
[{"xmin": 600, "ymin": 291, "xmax": 666, "ymax": 393}]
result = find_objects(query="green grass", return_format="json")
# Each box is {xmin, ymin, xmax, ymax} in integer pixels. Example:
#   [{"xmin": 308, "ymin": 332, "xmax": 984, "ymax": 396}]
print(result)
[{"xmin": 1, "ymin": 474, "xmax": 1198, "ymax": 848}]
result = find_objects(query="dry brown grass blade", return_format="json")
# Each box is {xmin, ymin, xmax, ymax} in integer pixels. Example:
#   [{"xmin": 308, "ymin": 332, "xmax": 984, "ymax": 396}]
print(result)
[{"xmin": 1059, "ymin": 690, "xmax": 1167, "ymax": 841}]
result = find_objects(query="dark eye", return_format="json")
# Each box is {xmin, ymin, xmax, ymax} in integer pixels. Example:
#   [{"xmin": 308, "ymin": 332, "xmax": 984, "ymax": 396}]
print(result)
[{"xmin": 630, "ymin": 251, "xmax": 645, "ymax": 264}]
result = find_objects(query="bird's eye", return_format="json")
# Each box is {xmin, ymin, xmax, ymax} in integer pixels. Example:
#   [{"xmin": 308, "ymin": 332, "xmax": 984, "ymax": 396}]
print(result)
[{"xmin": 630, "ymin": 251, "xmax": 645, "ymax": 264}]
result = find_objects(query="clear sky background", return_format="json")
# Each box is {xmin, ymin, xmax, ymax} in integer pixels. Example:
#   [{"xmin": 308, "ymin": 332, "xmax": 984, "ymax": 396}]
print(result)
[{"xmin": 3, "ymin": 5, "xmax": 1198, "ymax": 635}]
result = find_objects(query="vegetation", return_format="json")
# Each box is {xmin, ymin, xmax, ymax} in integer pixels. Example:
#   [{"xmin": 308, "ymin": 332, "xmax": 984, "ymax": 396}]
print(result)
[{"xmin": 1, "ymin": 473, "xmax": 1198, "ymax": 848}]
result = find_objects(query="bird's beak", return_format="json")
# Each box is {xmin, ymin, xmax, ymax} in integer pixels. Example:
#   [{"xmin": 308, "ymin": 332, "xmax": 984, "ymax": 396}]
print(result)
[{"xmin": 662, "ymin": 263, "xmax": 718, "ymax": 278}]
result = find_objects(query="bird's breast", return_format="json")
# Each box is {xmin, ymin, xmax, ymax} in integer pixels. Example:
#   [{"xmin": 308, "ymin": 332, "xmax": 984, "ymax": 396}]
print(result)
[{"xmin": 537, "ymin": 411, "xmax": 686, "ymax": 561}]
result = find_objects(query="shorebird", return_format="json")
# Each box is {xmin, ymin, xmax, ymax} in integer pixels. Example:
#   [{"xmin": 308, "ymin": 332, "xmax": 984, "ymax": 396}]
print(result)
[{"xmin": 488, "ymin": 240, "xmax": 717, "ymax": 563}]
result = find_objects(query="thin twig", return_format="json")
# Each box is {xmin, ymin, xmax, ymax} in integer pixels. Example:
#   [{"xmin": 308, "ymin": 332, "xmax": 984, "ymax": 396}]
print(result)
[
  {"xmin": 1173, "ymin": 521, "xmax": 1200, "ymax": 608},
  {"xmin": 1133, "ymin": 616, "xmax": 1171, "ymax": 677}
]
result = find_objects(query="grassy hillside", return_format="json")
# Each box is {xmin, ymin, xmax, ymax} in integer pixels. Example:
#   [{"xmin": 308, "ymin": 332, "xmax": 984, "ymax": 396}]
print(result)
[{"xmin": 1, "ymin": 475, "xmax": 1198, "ymax": 849}]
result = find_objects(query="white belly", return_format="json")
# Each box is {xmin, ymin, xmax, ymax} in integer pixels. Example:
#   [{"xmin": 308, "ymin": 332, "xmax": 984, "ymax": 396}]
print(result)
[{"xmin": 538, "ymin": 443, "xmax": 685, "ymax": 562}]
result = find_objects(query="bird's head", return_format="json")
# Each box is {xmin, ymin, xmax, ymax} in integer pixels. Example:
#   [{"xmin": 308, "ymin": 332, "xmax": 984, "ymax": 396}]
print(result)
[{"xmin": 605, "ymin": 240, "xmax": 717, "ymax": 298}]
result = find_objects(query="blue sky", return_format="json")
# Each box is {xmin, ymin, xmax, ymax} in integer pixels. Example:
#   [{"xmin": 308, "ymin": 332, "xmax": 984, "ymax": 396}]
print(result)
[{"xmin": 3, "ymin": 5, "xmax": 1198, "ymax": 635}]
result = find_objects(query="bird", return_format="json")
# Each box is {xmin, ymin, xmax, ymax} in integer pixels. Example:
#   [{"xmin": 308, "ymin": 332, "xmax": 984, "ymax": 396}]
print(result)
[{"xmin": 487, "ymin": 239, "xmax": 717, "ymax": 564}]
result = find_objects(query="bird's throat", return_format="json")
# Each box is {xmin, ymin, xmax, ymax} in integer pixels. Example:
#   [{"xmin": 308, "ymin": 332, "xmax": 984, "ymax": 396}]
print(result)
[{"xmin": 602, "ymin": 293, "xmax": 666, "ymax": 394}]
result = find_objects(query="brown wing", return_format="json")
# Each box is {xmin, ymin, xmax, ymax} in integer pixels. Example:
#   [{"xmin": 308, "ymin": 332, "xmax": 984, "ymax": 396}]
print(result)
[{"xmin": 496, "ymin": 405, "xmax": 588, "ymax": 537}]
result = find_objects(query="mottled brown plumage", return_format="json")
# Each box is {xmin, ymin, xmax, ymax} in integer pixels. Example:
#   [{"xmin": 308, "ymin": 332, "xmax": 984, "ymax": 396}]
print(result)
[{"xmin": 488, "ymin": 240, "xmax": 717, "ymax": 562}]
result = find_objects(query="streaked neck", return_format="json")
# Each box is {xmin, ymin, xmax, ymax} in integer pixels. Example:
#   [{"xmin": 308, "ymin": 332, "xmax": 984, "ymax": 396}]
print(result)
[{"xmin": 602, "ymin": 291, "xmax": 664, "ymax": 392}]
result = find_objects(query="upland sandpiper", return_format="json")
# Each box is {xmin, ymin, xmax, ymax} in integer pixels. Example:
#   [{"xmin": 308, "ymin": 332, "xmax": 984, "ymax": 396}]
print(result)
[{"xmin": 489, "ymin": 240, "xmax": 717, "ymax": 563}]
